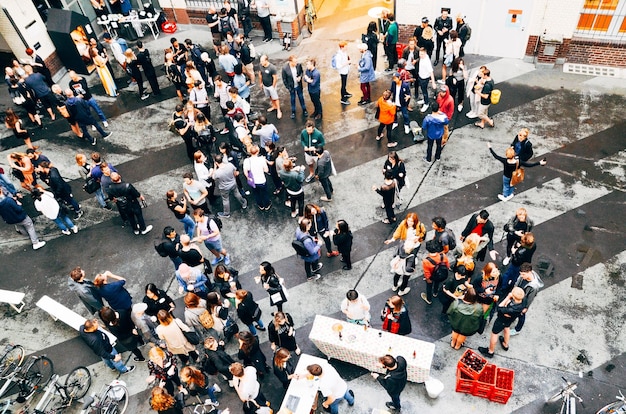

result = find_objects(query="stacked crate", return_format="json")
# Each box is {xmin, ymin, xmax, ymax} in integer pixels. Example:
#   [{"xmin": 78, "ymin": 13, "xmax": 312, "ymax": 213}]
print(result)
[{"xmin": 455, "ymin": 349, "xmax": 515, "ymax": 404}]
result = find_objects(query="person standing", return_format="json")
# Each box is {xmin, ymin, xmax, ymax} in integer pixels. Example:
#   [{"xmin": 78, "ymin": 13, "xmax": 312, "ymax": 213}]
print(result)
[
  {"xmin": 279, "ymin": 159, "xmax": 305, "ymax": 218},
  {"xmin": 364, "ymin": 21, "xmax": 379, "ymax": 70},
  {"xmin": 255, "ymin": 0, "xmax": 273, "ymax": 42},
  {"xmin": 64, "ymin": 89, "xmax": 112, "ymax": 145},
  {"xmin": 340, "ymin": 289, "xmax": 369, "ymax": 325},
  {"xmin": 488, "ymin": 142, "xmax": 546, "ymax": 201},
  {"xmin": 333, "ymin": 220, "xmax": 353, "ymax": 270},
  {"xmin": 243, "ymin": 145, "xmax": 271, "ymax": 211},
  {"xmin": 503, "ymin": 208, "xmax": 534, "ymax": 258},
  {"xmin": 508, "ymin": 263, "xmax": 543, "ymax": 336},
  {"xmin": 0, "ymin": 188, "xmax": 45, "ymax": 249},
  {"xmin": 79, "ymin": 319, "xmax": 135, "ymax": 374},
  {"xmin": 478, "ymin": 287, "xmax": 526, "ymax": 358},
  {"xmin": 420, "ymin": 239, "xmax": 450, "ymax": 305},
  {"xmin": 501, "ymin": 234, "xmax": 537, "ymax": 291},
  {"xmin": 107, "ymin": 172, "xmax": 153, "ymax": 235},
  {"xmin": 183, "ymin": 172, "xmax": 210, "ymax": 215},
  {"xmin": 88, "ymin": 47, "xmax": 117, "ymax": 98},
  {"xmin": 25, "ymin": 47, "xmax": 53, "ymax": 86},
  {"xmin": 229, "ymin": 362, "xmax": 268, "ymax": 408},
  {"xmin": 99, "ymin": 306, "xmax": 146, "ymax": 362},
  {"xmin": 371, "ymin": 354, "xmax": 408, "ymax": 411},
  {"xmin": 305, "ymin": 362, "xmax": 355, "ymax": 413},
  {"xmin": 31, "ymin": 189, "xmax": 78, "ymax": 235},
  {"xmin": 68, "ymin": 70, "xmax": 109, "ymax": 126},
  {"xmin": 436, "ymin": 85, "xmax": 454, "ymax": 145},
  {"xmin": 156, "ymin": 310, "xmax": 200, "ymax": 365},
  {"xmin": 238, "ymin": 0, "xmax": 253, "ymax": 39},
  {"xmin": 416, "ymin": 47, "xmax": 437, "ymax": 112},
  {"xmin": 375, "ymin": 90, "xmax": 397, "ymax": 147},
  {"xmin": 36, "ymin": 161, "xmax": 83, "ymax": 218},
  {"xmin": 212, "ymin": 153, "xmax": 248, "ymax": 217},
  {"xmin": 268, "ymin": 311, "xmax": 300, "ymax": 355},
  {"xmin": 124, "ymin": 49, "xmax": 150, "ymax": 101},
  {"xmin": 304, "ymin": 59, "xmax": 322, "ymax": 119},
  {"xmin": 281, "ymin": 55, "xmax": 308, "ymax": 119},
  {"xmin": 315, "ymin": 146, "xmax": 334, "ymax": 202},
  {"xmin": 300, "ymin": 121, "xmax": 325, "ymax": 183},
  {"xmin": 136, "ymin": 41, "xmax": 161, "ymax": 96},
  {"xmin": 373, "ymin": 171, "xmax": 397, "ymax": 224},
  {"xmin": 166, "ymin": 190, "xmax": 195, "ymax": 238},
  {"xmin": 357, "ymin": 43, "xmax": 375, "ymax": 105},
  {"xmin": 465, "ymin": 65, "xmax": 486, "ymax": 119},
  {"xmin": 68, "ymin": 267, "xmax": 104, "ymax": 314},
  {"xmin": 334, "ymin": 41, "xmax": 352, "ymax": 104},
  {"xmin": 193, "ymin": 208, "xmax": 231, "ymax": 266},
  {"xmin": 447, "ymin": 287, "xmax": 484, "ymax": 349},
  {"xmin": 390, "ymin": 73, "xmax": 411, "ymax": 135},
  {"xmin": 510, "ymin": 127, "xmax": 535, "ymax": 162},
  {"xmin": 433, "ymin": 8, "xmax": 453, "ymax": 66},
  {"xmin": 295, "ymin": 218, "xmax": 322, "ymax": 281},
  {"xmin": 258, "ymin": 55, "xmax": 282, "ymax": 119},
  {"xmin": 23, "ymin": 65, "xmax": 57, "ymax": 120},
  {"xmin": 459, "ymin": 210, "xmax": 497, "ymax": 262},
  {"xmin": 456, "ymin": 14, "xmax": 471, "ymax": 57},
  {"xmin": 93, "ymin": 270, "xmax": 133, "ymax": 316},
  {"xmin": 474, "ymin": 67, "xmax": 494, "ymax": 128},
  {"xmin": 422, "ymin": 102, "xmax": 449, "ymax": 163},
  {"xmin": 415, "ymin": 17, "xmax": 435, "ymax": 59},
  {"xmin": 381, "ymin": 295, "xmax": 412, "ymax": 335},
  {"xmin": 384, "ymin": 14, "xmax": 398, "ymax": 71}
]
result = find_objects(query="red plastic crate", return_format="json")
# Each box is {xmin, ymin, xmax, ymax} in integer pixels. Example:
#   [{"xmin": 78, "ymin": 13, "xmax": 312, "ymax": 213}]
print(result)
[
  {"xmin": 396, "ymin": 43, "xmax": 406, "ymax": 59},
  {"xmin": 457, "ymin": 349, "xmax": 488, "ymax": 380},
  {"xmin": 455, "ymin": 368, "xmax": 474, "ymax": 394},
  {"xmin": 472, "ymin": 363, "xmax": 496, "ymax": 398},
  {"xmin": 489, "ymin": 367, "xmax": 515, "ymax": 404}
]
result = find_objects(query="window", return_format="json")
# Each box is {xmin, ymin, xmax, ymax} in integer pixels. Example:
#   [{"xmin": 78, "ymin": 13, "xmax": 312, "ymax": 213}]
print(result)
[{"xmin": 575, "ymin": 0, "xmax": 626, "ymax": 40}]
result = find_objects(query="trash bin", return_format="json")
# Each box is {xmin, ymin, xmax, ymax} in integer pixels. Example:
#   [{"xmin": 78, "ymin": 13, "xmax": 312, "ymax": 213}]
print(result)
[{"xmin": 425, "ymin": 376, "xmax": 444, "ymax": 399}]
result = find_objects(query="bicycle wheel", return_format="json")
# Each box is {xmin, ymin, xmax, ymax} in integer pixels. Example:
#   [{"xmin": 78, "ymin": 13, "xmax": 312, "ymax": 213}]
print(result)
[
  {"xmin": 306, "ymin": 14, "xmax": 314, "ymax": 33},
  {"xmin": 65, "ymin": 367, "xmax": 91, "ymax": 400},
  {"xmin": 0, "ymin": 345, "xmax": 25, "ymax": 378},
  {"xmin": 21, "ymin": 356, "xmax": 54, "ymax": 399},
  {"xmin": 101, "ymin": 384, "xmax": 128, "ymax": 414}
]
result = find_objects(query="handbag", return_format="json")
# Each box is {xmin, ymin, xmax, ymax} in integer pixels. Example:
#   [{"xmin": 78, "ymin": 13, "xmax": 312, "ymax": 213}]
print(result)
[
  {"xmin": 270, "ymin": 290, "xmax": 285, "ymax": 305},
  {"xmin": 175, "ymin": 319, "xmax": 200, "ymax": 345},
  {"xmin": 510, "ymin": 161, "xmax": 525, "ymax": 186},
  {"xmin": 12, "ymin": 94, "xmax": 26, "ymax": 105},
  {"xmin": 251, "ymin": 305, "xmax": 262, "ymax": 321},
  {"xmin": 246, "ymin": 170, "xmax": 256, "ymax": 189},
  {"xmin": 83, "ymin": 176, "xmax": 100, "ymax": 194},
  {"xmin": 223, "ymin": 317, "xmax": 239, "ymax": 341}
]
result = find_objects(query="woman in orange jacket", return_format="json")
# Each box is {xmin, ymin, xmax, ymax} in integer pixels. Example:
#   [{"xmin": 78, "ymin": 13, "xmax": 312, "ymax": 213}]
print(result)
[{"xmin": 376, "ymin": 90, "xmax": 397, "ymax": 147}]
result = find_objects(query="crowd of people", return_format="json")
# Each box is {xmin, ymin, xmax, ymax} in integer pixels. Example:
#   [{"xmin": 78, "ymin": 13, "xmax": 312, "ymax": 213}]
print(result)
[{"xmin": 0, "ymin": 2, "xmax": 555, "ymax": 413}]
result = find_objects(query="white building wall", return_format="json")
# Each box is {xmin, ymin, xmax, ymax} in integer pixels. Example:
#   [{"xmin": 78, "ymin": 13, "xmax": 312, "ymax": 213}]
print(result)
[
  {"xmin": 526, "ymin": 0, "xmax": 584, "ymax": 38},
  {"xmin": 0, "ymin": 0, "xmax": 55, "ymax": 62}
]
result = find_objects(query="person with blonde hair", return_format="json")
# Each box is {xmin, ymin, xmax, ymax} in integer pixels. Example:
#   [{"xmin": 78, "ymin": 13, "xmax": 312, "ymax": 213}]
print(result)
[
  {"xmin": 124, "ymin": 49, "xmax": 149, "ymax": 100},
  {"xmin": 488, "ymin": 141, "xmax": 546, "ymax": 201},
  {"xmin": 146, "ymin": 346, "xmax": 181, "ymax": 395},
  {"xmin": 503, "ymin": 207, "xmax": 534, "ymax": 258}
]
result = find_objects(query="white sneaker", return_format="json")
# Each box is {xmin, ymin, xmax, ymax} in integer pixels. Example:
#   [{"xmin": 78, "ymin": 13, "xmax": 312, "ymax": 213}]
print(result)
[
  {"xmin": 502, "ymin": 257, "xmax": 510, "ymax": 266},
  {"xmin": 505, "ymin": 194, "xmax": 515, "ymax": 201},
  {"xmin": 91, "ymin": 125, "xmax": 97, "ymax": 131},
  {"xmin": 509, "ymin": 328, "xmax": 519, "ymax": 336},
  {"xmin": 33, "ymin": 241, "xmax": 46, "ymax": 250},
  {"xmin": 62, "ymin": 229, "xmax": 71, "ymax": 235},
  {"xmin": 72, "ymin": 226, "xmax": 79, "ymax": 233},
  {"xmin": 392, "ymin": 122, "xmax": 398, "ymax": 130},
  {"xmin": 421, "ymin": 104, "xmax": 429, "ymax": 113},
  {"xmin": 458, "ymin": 104, "xmax": 463, "ymax": 112},
  {"xmin": 141, "ymin": 225, "xmax": 153, "ymax": 235},
  {"xmin": 398, "ymin": 287, "xmax": 411, "ymax": 296},
  {"xmin": 497, "ymin": 194, "xmax": 506, "ymax": 202},
  {"xmin": 228, "ymin": 380, "xmax": 235, "ymax": 388},
  {"xmin": 404, "ymin": 125, "xmax": 410, "ymax": 134},
  {"xmin": 213, "ymin": 383, "xmax": 221, "ymax": 393},
  {"xmin": 391, "ymin": 284, "xmax": 399, "ymax": 292},
  {"xmin": 437, "ymin": 79, "xmax": 445, "ymax": 84},
  {"xmin": 103, "ymin": 121, "xmax": 109, "ymax": 128},
  {"xmin": 417, "ymin": 99, "xmax": 425, "ymax": 105}
]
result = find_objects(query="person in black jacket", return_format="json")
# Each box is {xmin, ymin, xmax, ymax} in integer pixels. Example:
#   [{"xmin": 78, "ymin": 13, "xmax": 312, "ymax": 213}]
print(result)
[
  {"xmin": 202, "ymin": 336, "xmax": 235, "ymax": 385},
  {"xmin": 235, "ymin": 289, "xmax": 265, "ymax": 335},
  {"xmin": 136, "ymin": 41, "xmax": 161, "ymax": 96},
  {"xmin": 333, "ymin": 220, "xmax": 353, "ymax": 270},
  {"xmin": 107, "ymin": 172, "xmax": 152, "ymax": 235},
  {"xmin": 371, "ymin": 354, "xmax": 408, "ymax": 411},
  {"xmin": 510, "ymin": 127, "xmax": 534, "ymax": 162},
  {"xmin": 124, "ymin": 49, "xmax": 149, "ymax": 100},
  {"xmin": 79, "ymin": 318, "xmax": 135, "ymax": 374},
  {"xmin": 36, "ymin": 161, "xmax": 83, "ymax": 218},
  {"xmin": 236, "ymin": 330, "xmax": 270, "ymax": 379},
  {"xmin": 459, "ymin": 210, "xmax": 496, "ymax": 262},
  {"xmin": 143, "ymin": 283, "xmax": 176, "ymax": 319},
  {"xmin": 433, "ymin": 8, "xmax": 453, "ymax": 66},
  {"xmin": 99, "ymin": 306, "xmax": 145, "ymax": 361},
  {"xmin": 64, "ymin": 89, "xmax": 112, "ymax": 145},
  {"xmin": 281, "ymin": 55, "xmax": 308, "ymax": 119}
]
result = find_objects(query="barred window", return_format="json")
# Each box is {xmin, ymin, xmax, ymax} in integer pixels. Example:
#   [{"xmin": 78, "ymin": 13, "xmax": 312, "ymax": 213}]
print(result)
[{"xmin": 575, "ymin": 0, "xmax": 626, "ymax": 40}]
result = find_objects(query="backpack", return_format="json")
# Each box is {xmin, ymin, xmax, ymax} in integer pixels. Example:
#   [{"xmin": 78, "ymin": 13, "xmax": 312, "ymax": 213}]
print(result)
[
  {"xmin": 198, "ymin": 309, "xmax": 215, "ymax": 329},
  {"xmin": 292, "ymin": 236, "xmax": 312, "ymax": 257},
  {"xmin": 445, "ymin": 227, "xmax": 457, "ymax": 250},
  {"xmin": 190, "ymin": 44, "xmax": 205, "ymax": 67},
  {"xmin": 464, "ymin": 24, "xmax": 472, "ymax": 42},
  {"xmin": 426, "ymin": 254, "xmax": 449, "ymax": 282},
  {"xmin": 219, "ymin": 15, "xmax": 234, "ymax": 35},
  {"xmin": 117, "ymin": 38, "xmax": 129, "ymax": 53},
  {"xmin": 154, "ymin": 241, "xmax": 169, "ymax": 257},
  {"xmin": 210, "ymin": 216, "xmax": 223, "ymax": 231},
  {"xmin": 331, "ymin": 53, "xmax": 338, "ymax": 70}
]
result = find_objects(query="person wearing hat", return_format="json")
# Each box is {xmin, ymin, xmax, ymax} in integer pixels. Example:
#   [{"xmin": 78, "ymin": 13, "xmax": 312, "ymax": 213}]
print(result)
[
  {"xmin": 415, "ymin": 17, "xmax": 435, "ymax": 59},
  {"xmin": 478, "ymin": 287, "xmax": 526, "ymax": 357},
  {"xmin": 390, "ymin": 72, "xmax": 411, "ymax": 135},
  {"xmin": 433, "ymin": 8, "xmax": 453, "ymax": 66},
  {"xmin": 25, "ymin": 48, "xmax": 52, "ymax": 86},
  {"xmin": 357, "ymin": 43, "xmax": 375, "ymax": 105},
  {"xmin": 436, "ymin": 84, "xmax": 454, "ymax": 145}
]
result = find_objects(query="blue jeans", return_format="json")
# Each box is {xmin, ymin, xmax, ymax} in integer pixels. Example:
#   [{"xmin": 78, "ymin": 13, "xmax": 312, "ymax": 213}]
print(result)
[
  {"xmin": 0, "ymin": 173, "xmax": 17, "ymax": 195},
  {"xmin": 289, "ymin": 87, "xmax": 307, "ymax": 114},
  {"xmin": 179, "ymin": 214, "xmax": 196, "ymax": 238},
  {"xmin": 328, "ymin": 389, "xmax": 354, "ymax": 414},
  {"xmin": 95, "ymin": 187, "xmax": 107, "ymax": 208},
  {"xmin": 396, "ymin": 105, "xmax": 410, "ymax": 126},
  {"xmin": 53, "ymin": 214, "xmax": 75, "ymax": 231},
  {"xmin": 246, "ymin": 318, "xmax": 264, "ymax": 336},
  {"xmin": 418, "ymin": 77, "xmax": 430, "ymax": 104},
  {"xmin": 87, "ymin": 97, "xmax": 107, "ymax": 122},
  {"xmin": 502, "ymin": 175, "xmax": 514, "ymax": 197},
  {"xmin": 102, "ymin": 348, "xmax": 129, "ymax": 373}
]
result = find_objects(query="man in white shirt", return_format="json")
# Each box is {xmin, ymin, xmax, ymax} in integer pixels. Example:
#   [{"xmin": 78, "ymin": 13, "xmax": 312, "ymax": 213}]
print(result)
[
  {"xmin": 335, "ymin": 41, "xmax": 352, "ymax": 105},
  {"xmin": 230, "ymin": 362, "xmax": 268, "ymax": 406},
  {"xmin": 341, "ymin": 289, "xmax": 371, "ymax": 326},
  {"xmin": 416, "ymin": 47, "xmax": 437, "ymax": 112},
  {"xmin": 307, "ymin": 362, "xmax": 355, "ymax": 413}
]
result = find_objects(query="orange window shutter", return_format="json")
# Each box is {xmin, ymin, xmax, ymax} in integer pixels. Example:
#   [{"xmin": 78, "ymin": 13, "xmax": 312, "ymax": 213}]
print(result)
[
  {"xmin": 620, "ymin": 16, "xmax": 626, "ymax": 32},
  {"xmin": 600, "ymin": 0, "xmax": 618, "ymax": 10},
  {"xmin": 577, "ymin": 13, "xmax": 595, "ymax": 29},
  {"xmin": 593, "ymin": 14, "xmax": 613, "ymax": 30}
]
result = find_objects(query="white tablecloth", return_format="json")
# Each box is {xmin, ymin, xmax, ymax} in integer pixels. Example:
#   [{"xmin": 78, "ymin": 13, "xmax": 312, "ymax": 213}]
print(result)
[
  {"xmin": 279, "ymin": 353, "xmax": 325, "ymax": 414},
  {"xmin": 308, "ymin": 315, "xmax": 435, "ymax": 383}
]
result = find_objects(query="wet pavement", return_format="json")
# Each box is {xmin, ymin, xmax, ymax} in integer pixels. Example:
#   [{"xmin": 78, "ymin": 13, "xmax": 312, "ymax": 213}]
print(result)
[{"xmin": 1, "ymin": 0, "xmax": 625, "ymax": 413}]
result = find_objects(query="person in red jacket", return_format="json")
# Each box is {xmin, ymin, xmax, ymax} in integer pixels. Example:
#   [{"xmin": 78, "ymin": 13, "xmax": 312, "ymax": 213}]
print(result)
[{"xmin": 436, "ymin": 85, "xmax": 454, "ymax": 145}]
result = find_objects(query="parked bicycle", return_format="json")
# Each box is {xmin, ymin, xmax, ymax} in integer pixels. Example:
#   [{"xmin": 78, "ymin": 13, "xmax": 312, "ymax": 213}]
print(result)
[
  {"xmin": 80, "ymin": 380, "xmax": 128, "ymax": 414},
  {"xmin": 183, "ymin": 394, "xmax": 219, "ymax": 414},
  {"xmin": 547, "ymin": 377, "xmax": 584, "ymax": 414},
  {"xmin": 305, "ymin": 0, "xmax": 317, "ymax": 34},
  {"xmin": 0, "ymin": 344, "xmax": 25, "ymax": 379},
  {"xmin": 596, "ymin": 390, "xmax": 626, "ymax": 414},
  {"xmin": 27, "ymin": 366, "xmax": 91, "ymax": 414},
  {"xmin": 0, "ymin": 354, "xmax": 54, "ymax": 401}
]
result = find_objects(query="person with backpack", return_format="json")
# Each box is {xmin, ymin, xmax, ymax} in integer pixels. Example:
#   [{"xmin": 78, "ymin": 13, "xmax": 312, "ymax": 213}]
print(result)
[
  {"xmin": 390, "ymin": 238, "xmax": 419, "ymax": 296},
  {"xmin": 218, "ymin": 7, "xmax": 239, "ymax": 39},
  {"xmin": 456, "ymin": 14, "xmax": 471, "ymax": 57},
  {"xmin": 193, "ymin": 208, "xmax": 231, "ymax": 266},
  {"xmin": 107, "ymin": 172, "xmax": 153, "ymax": 235},
  {"xmin": 294, "ymin": 218, "xmax": 323, "ymax": 281},
  {"xmin": 421, "ymin": 239, "xmax": 450, "ymax": 304}
]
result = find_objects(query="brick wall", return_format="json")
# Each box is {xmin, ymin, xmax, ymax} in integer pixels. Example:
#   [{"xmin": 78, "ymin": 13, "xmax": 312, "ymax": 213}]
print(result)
[
  {"xmin": 44, "ymin": 50, "xmax": 64, "ymax": 79},
  {"xmin": 567, "ymin": 39, "xmax": 626, "ymax": 68},
  {"xmin": 398, "ymin": 24, "xmax": 418, "ymax": 44}
]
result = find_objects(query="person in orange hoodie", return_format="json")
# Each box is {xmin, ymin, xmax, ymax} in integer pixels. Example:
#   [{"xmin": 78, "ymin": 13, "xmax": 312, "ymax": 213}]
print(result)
[
  {"xmin": 436, "ymin": 85, "xmax": 454, "ymax": 145},
  {"xmin": 375, "ymin": 90, "xmax": 398, "ymax": 148}
]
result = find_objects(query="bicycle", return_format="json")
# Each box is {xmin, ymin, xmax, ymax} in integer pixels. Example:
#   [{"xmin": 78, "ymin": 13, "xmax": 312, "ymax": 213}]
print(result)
[
  {"xmin": 547, "ymin": 377, "xmax": 584, "ymax": 414},
  {"xmin": 0, "ymin": 354, "xmax": 54, "ymax": 402},
  {"xmin": 28, "ymin": 366, "xmax": 91, "ymax": 414},
  {"xmin": 596, "ymin": 390, "xmax": 626, "ymax": 414},
  {"xmin": 0, "ymin": 344, "xmax": 25, "ymax": 379},
  {"xmin": 80, "ymin": 380, "xmax": 128, "ymax": 414},
  {"xmin": 305, "ymin": 0, "xmax": 317, "ymax": 34},
  {"xmin": 183, "ymin": 394, "xmax": 219, "ymax": 414}
]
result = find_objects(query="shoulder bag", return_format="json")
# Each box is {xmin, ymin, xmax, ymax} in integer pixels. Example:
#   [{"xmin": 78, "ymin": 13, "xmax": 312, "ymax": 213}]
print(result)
[
  {"xmin": 510, "ymin": 160, "xmax": 525, "ymax": 186},
  {"xmin": 175, "ymin": 318, "xmax": 200, "ymax": 345}
]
